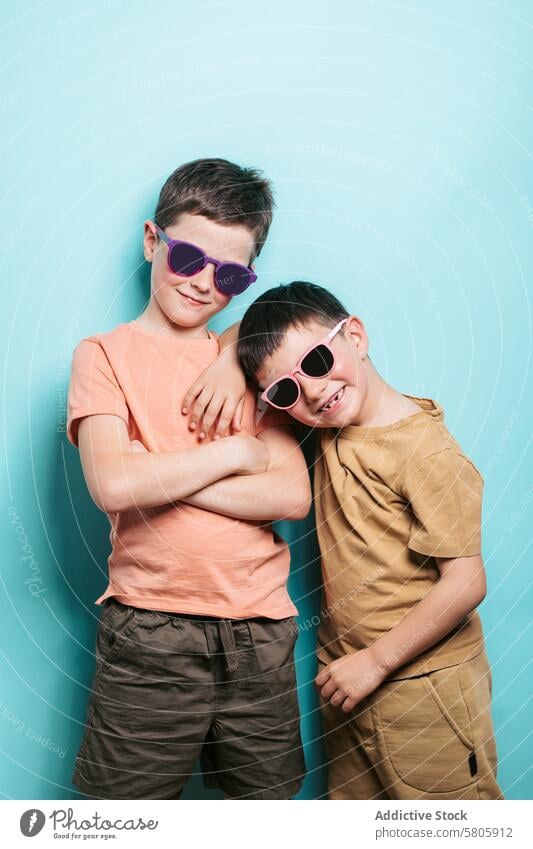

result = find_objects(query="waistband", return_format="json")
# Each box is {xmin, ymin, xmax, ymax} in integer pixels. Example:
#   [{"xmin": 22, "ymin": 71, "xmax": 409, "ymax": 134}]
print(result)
[
  {"xmin": 126, "ymin": 602, "xmax": 283, "ymax": 627},
  {"xmin": 151, "ymin": 608, "xmax": 240, "ymax": 672},
  {"xmin": 111, "ymin": 600, "xmax": 244, "ymax": 673}
]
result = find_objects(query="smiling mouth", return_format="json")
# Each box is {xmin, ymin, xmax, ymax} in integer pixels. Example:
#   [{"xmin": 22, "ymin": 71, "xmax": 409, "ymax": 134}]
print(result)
[
  {"xmin": 317, "ymin": 385, "xmax": 346, "ymax": 414},
  {"xmin": 177, "ymin": 290, "xmax": 210, "ymax": 306}
]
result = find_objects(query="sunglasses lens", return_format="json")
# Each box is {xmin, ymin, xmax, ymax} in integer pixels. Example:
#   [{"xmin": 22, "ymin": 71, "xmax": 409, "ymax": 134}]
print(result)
[
  {"xmin": 215, "ymin": 263, "xmax": 253, "ymax": 295},
  {"xmin": 266, "ymin": 378, "xmax": 299, "ymax": 408},
  {"xmin": 168, "ymin": 243, "xmax": 205, "ymax": 276},
  {"xmin": 301, "ymin": 344, "xmax": 334, "ymax": 377}
]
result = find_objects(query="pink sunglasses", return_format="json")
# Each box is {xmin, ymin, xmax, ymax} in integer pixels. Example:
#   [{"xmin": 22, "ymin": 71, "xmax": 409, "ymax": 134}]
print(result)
[{"xmin": 261, "ymin": 318, "xmax": 348, "ymax": 409}]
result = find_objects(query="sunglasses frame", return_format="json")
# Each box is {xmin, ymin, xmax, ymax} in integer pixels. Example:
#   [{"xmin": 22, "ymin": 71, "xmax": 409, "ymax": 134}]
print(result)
[
  {"xmin": 260, "ymin": 318, "xmax": 349, "ymax": 410},
  {"xmin": 154, "ymin": 224, "xmax": 257, "ymax": 295}
]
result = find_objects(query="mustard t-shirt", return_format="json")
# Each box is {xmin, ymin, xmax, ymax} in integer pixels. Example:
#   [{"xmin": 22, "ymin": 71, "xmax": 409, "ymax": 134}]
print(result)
[{"xmin": 314, "ymin": 395, "xmax": 485, "ymax": 679}]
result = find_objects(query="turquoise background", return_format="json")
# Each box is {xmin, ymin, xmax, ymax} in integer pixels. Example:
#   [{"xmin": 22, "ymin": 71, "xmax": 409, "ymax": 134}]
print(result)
[{"xmin": 1, "ymin": 0, "xmax": 531, "ymax": 800}]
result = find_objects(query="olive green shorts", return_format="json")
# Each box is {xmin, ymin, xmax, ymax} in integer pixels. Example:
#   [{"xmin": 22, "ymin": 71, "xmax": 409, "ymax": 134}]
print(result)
[
  {"xmin": 72, "ymin": 598, "xmax": 306, "ymax": 799},
  {"xmin": 320, "ymin": 649, "xmax": 504, "ymax": 800}
]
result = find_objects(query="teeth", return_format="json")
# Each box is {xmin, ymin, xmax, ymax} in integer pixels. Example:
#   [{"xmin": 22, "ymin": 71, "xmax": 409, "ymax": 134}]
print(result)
[{"xmin": 320, "ymin": 388, "xmax": 342, "ymax": 412}]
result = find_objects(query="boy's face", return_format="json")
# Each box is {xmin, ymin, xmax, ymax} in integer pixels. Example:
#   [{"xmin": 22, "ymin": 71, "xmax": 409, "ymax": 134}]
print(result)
[
  {"xmin": 256, "ymin": 317, "xmax": 370, "ymax": 428},
  {"xmin": 143, "ymin": 213, "xmax": 255, "ymax": 329}
]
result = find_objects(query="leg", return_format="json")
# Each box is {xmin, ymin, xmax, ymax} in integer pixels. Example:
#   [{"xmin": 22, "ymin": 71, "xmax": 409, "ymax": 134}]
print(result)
[
  {"xmin": 201, "ymin": 616, "xmax": 306, "ymax": 799},
  {"xmin": 366, "ymin": 653, "xmax": 504, "ymax": 800},
  {"xmin": 72, "ymin": 601, "xmax": 213, "ymax": 799},
  {"xmin": 320, "ymin": 696, "xmax": 388, "ymax": 799},
  {"xmin": 454, "ymin": 649, "xmax": 504, "ymax": 799}
]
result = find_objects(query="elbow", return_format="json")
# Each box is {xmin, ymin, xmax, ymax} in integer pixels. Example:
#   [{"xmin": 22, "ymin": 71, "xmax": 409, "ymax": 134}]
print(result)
[
  {"xmin": 287, "ymin": 483, "xmax": 312, "ymax": 521},
  {"xmin": 473, "ymin": 561, "xmax": 488, "ymax": 607},
  {"xmin": 465, "ymin": 573, "xmax": 487, "ymax": 612},
  {"xmin": 92, "ymin": 478, "xmax": 128, "ymax": 513},
  {"xmin": 293, "ymin": 496, "xmax": 312, "ymax": 520},
  {"xmin": 473, "ymin": 578, "xmax": 487, "ymax": 608}
]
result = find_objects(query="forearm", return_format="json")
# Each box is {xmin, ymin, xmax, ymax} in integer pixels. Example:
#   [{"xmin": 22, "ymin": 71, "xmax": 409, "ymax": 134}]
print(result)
[
  {"xmin": 217, "ymin": 320, "xmax": 240, "ymax": 354},
  {"xmin": 182, "ymin": 467, "xmax": 310, "ymax": 521},
  {"xmin": 370, "ymin": 565, "xmax": 485, "ymax": 677},
  {"xmin": 104, "ymin": 439, "xmax": 240, "ymax": 512}
]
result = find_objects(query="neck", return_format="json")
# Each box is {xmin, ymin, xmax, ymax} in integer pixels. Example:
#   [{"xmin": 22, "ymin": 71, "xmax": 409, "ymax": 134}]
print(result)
[
  {"xmin": 352, "ymin": 361, "xmax": 413, "ymax": 427},
  {"xmin": 134, "ymin": 298, "xmax": 210, "ymax": 340}
]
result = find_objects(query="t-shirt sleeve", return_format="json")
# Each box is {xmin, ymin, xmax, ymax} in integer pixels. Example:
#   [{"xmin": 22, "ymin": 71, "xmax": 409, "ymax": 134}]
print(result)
[
  {"xmin": 67, "ymin": 339, "xmax": 129, "ymax": 448},
  {"xmin": 402, "ymin": 448, "xmax": 483, "ymax": 558},
  {"xmin": 254, "ymin": 394, "xmax": 296, "ymax": 436}
]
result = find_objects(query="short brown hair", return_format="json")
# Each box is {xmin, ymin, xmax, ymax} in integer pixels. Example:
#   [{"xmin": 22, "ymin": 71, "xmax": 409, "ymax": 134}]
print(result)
[
  {"xmin": 154, "ymin": 158, "xmax": 274, "ymax": 260},
  {"xmin": 238, "ymin": 281, "xmax": 349, "ymax": 382}
]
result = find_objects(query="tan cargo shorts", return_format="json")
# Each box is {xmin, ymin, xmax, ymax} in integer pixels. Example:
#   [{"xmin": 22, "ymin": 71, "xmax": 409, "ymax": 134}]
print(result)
[{"xmin": 319, "ymin": 648, "xmax": 504, "ymax": 800}]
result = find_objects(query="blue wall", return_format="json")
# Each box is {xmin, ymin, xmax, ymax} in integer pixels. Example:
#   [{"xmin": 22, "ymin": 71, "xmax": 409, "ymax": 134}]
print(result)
[{"xmin": 1, "ymin": 0, "xmax": 531, "ymax": 800}]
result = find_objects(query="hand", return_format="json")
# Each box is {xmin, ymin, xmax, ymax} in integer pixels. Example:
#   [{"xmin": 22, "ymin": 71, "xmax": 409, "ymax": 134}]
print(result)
[
  {"xmin": 315, "ymin": 648, "xmax": 388, "ymax": 713},
  {"xmin": 231, "ymin": 435, "xmax": 269, "ymax": 476},
  {"xmin": 181, "ymin": 348, "xmax": 247, "ymax": 442}
]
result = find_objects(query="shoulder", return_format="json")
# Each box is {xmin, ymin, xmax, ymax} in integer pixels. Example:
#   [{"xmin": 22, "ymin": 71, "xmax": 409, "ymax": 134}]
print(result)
[
  {"xmin": 74, "ymin": 323, "xmax": 125, "ymax": 348},
  {"xmin": 401, "ymin": 430, "xmax": 483, "ymax": 500},
  {"xmin": 391, "ymin": 396, "xmax": 456, "ymax": 465},
  {"xmin": 393, "ymin": 401, "xmax": 482, "ymax": 488},
  {"xmin": 72, "ymin": 335, "xmax": 103, "ymax": 363},
  {"xmin": 407, "ymin": 423, "xmax": 458, "ymax": 469},
  {"xmin": 73, "ymin": 324, "xmax": 129, "ymax": 357},
  {"xmin": 409, "ymin": 417, "xmax": 478, "ymax": 472},
  {"xmin": 71, "ymin": 326, "xmax": 129, "ymax": 380}
]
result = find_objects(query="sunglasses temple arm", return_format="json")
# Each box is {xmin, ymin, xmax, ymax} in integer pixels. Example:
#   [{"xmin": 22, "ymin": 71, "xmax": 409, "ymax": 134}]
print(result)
[
  {"xmin": 325, "ymin": 317, "xmax": 348, "ymax": 343},
  {"xmin": 154, "ymin": 224, "xmax": 170, "ymax": 244}
]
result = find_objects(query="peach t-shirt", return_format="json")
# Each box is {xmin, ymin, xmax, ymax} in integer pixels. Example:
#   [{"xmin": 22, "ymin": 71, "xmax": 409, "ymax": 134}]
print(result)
[{"xmin": 67, "ymin": 321, "xmax": 296, "ymax": 619}]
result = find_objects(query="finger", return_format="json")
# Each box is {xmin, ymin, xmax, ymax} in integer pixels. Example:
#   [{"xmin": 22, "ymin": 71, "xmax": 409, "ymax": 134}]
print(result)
[
  {"xmin": 315, "ymin": 668, "xmax": 331, "ymax": 688},
  {"xmin": 231, "ymin": 397, "xmax": 245, "ymax": 432},
  {"xmin": 329, "ymin": 688, "xmax": 347, "ymax": 707},
  {"xmin": 181, "ymin": 380, "xmax": 204, "ymax": 415},
  {"xmin": 189, "ymin": 388, "xmax": 214, "ymax": 433},
  {"xmin": 320, "ymin": 679, "xmax": 337, "ymax": 700},
  {"xmin": 215, "ymin": 398, "xmax": 238, "ymax": 439},
  {"xmin": 202, "ymin": 394, "xmax": 226, "ymax": 439},
  {"xmin": 341, "ymin": 696, "xmax": 357, "ymax": 714}
]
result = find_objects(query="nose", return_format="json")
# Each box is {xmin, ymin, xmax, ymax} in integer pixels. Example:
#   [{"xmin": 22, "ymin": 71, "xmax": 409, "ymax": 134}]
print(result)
[
  {"xmin": 297, "ymin": 373, "xmax": 329, "ymax": 408},
  {"xmin": 188, "ymin": 264, "xmax": 214, "ymax": 294}
]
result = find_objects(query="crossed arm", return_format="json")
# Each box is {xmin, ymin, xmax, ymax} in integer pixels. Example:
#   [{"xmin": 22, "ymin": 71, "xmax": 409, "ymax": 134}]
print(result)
[
  {"xmin": 77, "ymin": 413, "xmax": 311, "ymax": 521},
  {"xmin": 181, "ymin": 424, "xmax": 311, "ymax": 520}
]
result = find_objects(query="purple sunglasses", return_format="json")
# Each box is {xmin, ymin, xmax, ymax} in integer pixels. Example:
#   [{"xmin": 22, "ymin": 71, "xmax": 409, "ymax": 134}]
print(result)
[{"xmin": 155, "ymin": 224, "xmax": 257, "ymax": 296}]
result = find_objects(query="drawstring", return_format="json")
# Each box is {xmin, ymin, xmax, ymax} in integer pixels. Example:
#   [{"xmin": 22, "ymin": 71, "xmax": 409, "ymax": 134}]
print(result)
[{"xmin": 218, "ymin": 619, "xmax": 238, "ymax": 672}]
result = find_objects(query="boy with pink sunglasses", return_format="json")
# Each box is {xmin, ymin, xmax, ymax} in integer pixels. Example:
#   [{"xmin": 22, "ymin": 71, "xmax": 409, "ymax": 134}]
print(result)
[
  {"xmin": 188, "ymin": 280, "xmax": 503, "ymax": 800},
  {"xmin": 66, "ymin": 160, "xmax": 310, "ymax": 799}
]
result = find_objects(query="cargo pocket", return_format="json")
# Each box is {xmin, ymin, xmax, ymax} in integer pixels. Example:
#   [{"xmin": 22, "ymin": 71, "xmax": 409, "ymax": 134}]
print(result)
[
  {"xmin": 375, "ymin": 666, "xmax": 476, "ymax": 793},
  {"xmin": 96, "ymin": 599, "xmax": 139, "ymax": 670},
  {"xmin": 73, "ymin": 602, "xmax": 138, "ymax": 784},
  {"xmin": 246, "ymin": 616, "xmax": 299, "ymax": 700}
]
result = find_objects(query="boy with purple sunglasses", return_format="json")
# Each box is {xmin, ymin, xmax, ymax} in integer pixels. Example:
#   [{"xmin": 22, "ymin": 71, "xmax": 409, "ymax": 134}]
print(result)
[
  {"xmin": 66, "ymin": 159, "xmax": 310, "ymax": 800},
  {"xmin": 189, "ymin": 280, "xmax": 503, "ymax": 800}
]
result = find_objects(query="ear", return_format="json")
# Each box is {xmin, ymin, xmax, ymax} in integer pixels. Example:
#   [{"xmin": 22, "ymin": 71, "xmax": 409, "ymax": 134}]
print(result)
[
  {"xmin": 143, "ymin": 219, "xmax": 158, "ymax": 263},
  {"xmin": 344, "ymin": 315, "xmax": 369, "ymax": 358}
]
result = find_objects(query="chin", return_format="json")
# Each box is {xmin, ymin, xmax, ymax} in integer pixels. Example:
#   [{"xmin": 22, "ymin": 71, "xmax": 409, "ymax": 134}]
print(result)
[{"xmin": 164, "ymin": 306, "xmax": 202, "ymax": 325}]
